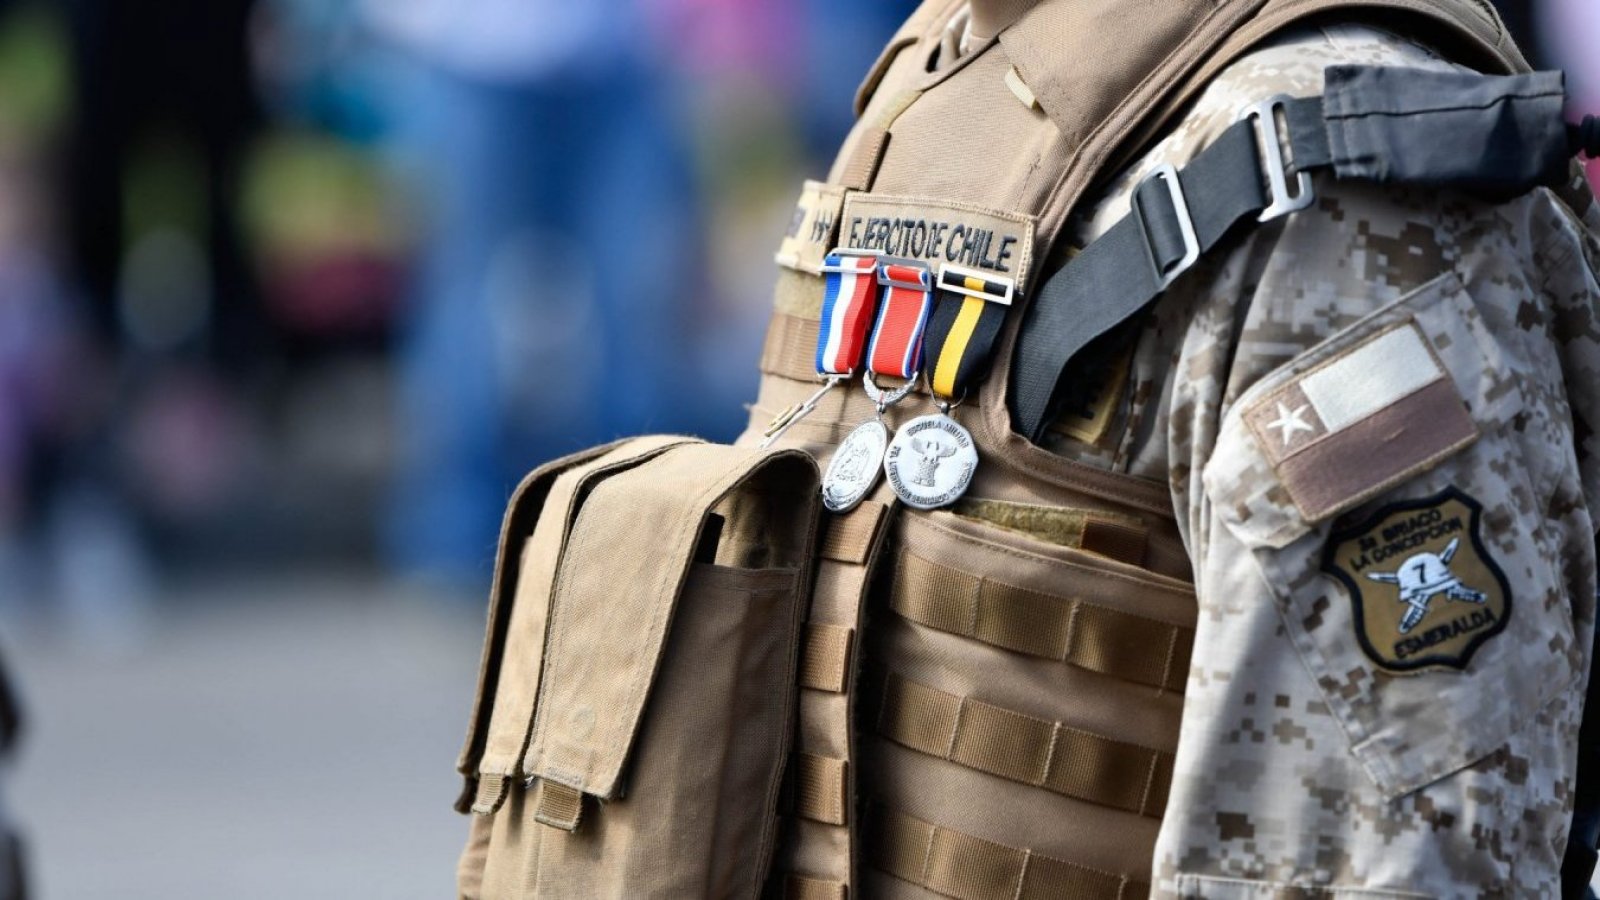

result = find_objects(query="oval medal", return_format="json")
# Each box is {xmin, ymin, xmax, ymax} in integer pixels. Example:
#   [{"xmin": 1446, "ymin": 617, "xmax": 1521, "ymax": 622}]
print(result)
[
  {"xmin": 821, "ymin": 419, "xmax": 889, "ymax": 513},
  {"xmin": 883, "ymin": 413, "xmax": 978, "ymax": 510}
]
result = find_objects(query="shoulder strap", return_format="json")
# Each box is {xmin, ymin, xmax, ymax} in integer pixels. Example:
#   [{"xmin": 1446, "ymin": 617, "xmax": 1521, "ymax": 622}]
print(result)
[
  {"xmin": 1002, "ymin": 0, "xmax": 1526, "ymax": 250},
  {"xmin": 1009, "ymin": 65, "xmax": 1581, "ymax": 441}
]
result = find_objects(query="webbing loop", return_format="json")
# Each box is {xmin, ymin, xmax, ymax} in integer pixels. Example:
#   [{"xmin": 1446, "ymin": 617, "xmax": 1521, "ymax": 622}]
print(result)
[
  {"xmin": 866, "ymin": 805, "xmax": 1147, "ymax": 900},
  {"xmin": 873, "ymin": 673, "xmax": 1175, "ymax": 818},
  {"xmin": 890, "ymin": 550, "xmax": 1193, "ymax": 692}
]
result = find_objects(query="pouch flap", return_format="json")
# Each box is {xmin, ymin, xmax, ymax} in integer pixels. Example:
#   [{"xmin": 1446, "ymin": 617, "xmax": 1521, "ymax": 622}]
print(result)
[
  {"xmin": 525, "ymin": 443, "xmax": 820, "ymax": 802},
  {"xmin": 456, "ymin": 437, "xmax": 699, "ymax": 796},
  {"xmin": 456, "ymin": 438, "xmax": 625, "ymax": 784},
  {"xmin": 470, "ymin": 434, "xmax": 700, "ymax": 804}
]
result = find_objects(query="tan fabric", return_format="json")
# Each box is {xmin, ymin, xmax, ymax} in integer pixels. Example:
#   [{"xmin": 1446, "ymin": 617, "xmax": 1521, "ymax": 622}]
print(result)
[
  {"xmin": 455, "ymin": 1, "xmax": 1581, "ymax": 896},
  {"xmin": 530, "ymin": 780, "xmax": 583, "ymax": 832},
  {"xmin": 476, "ymin": 436, "xmax": 693, "ymax": 789},
  {"xmin": 458, "ymin": 436, "xmax": 688, "ymax": 799},
  {"xmin": 463, "ymin": 442, "xmax": 821, "ymax": 898},
  {"xmin": 873, "ymin": 672, "xmax": 1175, "ymax": 817},
  {"xmin": 891, "ymin": 549, "xmax": 1192, "ymax": 692},
  {"xmin": 818, "ymin": 500, "xmax": 888, "ymax": 565},
  {"xmin": 457, "ymin": 814, "xmax": 492, "ymax": 899},
  {"xmin": 837, "ymin": 127, "xmax": 890, "ymax": 193},
  {"xmin": 775, "ymin": 182, "xmax": 848, "ymax": 277},
  {"xmin": 867, "ymin": 805, "xmax": 1146, "ymax": 899},
  {"xmin": 760, "ymin": 311, "xmax": 823, "ymax": 382},
  {"xmin": 837, "ymin": 192, "xmax": 1038, "ymax": 293},
  {"xmin": 798, "ymin": 624, "xmax": 854, "ymax": 694},
  {"xmin": 523, "ymin": 444, "xmax": 815, "ymax": 797},
  {"xmin": 793, "ymin": 753, "xmax": 851, "ymax": 826},
  {"xmin": 765, "ymin": 481, "xmax": 898, "ymax": 895},
  {"xmin": 782, "ymin": 873, "xmax": 848, "ymax": 900}
]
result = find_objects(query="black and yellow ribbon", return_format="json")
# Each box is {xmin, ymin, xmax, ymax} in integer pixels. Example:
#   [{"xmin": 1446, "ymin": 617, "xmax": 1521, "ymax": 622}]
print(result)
[{"xmin": 922, "ymin": 264, "xmax": 1015, "ymax": 400}]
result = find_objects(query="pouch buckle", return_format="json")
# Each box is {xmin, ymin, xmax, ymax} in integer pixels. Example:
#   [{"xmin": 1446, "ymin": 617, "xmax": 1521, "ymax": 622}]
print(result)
[{"xmin": 1239, "ymin": 94, "xmax": 1315, "ymax": 223}]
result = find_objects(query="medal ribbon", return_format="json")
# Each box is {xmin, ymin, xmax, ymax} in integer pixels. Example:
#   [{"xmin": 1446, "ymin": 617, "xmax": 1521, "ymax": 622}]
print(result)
[
  {"xmin": 924, "ymin": 264, "xmax": 1015, "ymax": 400},
  {"xmin": 815, "ymin": 253, "xmax": 880, "ymax": 375},
  {"xmin": 866, "ymin": 262, "xmax": 935, "ymax": 380}
]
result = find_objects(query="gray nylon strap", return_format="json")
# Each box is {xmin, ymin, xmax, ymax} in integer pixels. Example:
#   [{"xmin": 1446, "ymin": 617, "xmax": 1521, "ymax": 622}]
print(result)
[
  {"xmin": 1009, "ymin": 66, "xmax": 1577, "ymax": 442},
  {"xmin": 1010, "ymin": 120, "xmax": 1270, "ymax": 442}
]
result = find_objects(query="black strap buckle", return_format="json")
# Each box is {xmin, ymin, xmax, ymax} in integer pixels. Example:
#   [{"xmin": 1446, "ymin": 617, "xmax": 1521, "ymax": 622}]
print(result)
[{"xmin": 1238, "ymin": 94, "xmax": 1315, "ymax": 222}]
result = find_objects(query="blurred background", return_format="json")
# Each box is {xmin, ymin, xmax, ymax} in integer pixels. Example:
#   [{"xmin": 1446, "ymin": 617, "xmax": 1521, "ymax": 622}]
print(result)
[{"xmin": 0, "ymin": 0, "xmax": 1588, "ymax": 896}]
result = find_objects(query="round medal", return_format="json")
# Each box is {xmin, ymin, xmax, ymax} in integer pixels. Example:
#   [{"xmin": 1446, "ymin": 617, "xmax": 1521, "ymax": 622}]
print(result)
[
  {"xmin": 883, "ymin": 413, "xmax": 979, "ymax": 510},
  {"xmin": 821, "ymin": 419, "xmax": 889, "ymax": 513}
]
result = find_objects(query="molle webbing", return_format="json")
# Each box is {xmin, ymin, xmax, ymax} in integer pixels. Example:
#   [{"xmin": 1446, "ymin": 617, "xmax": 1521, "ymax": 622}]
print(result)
[
  {"xmin": 891, "ymin": 549, "xmax": 1193, "ymax": 692},
  {"xmin": 782, "ymin": 873, "xmax": 849, "ymax": 900},
  {"xmin": 867, "ymin": 806, "xmax": 1149, "ymax": 900},
  {"xmin": 798, "ymin": 624, "xmax": 854, "ymax": 693},
  {"xmin": 791, "ymin": 752, "xmax": 851, "ymax": 826},
  {"xmin": 872, "ymin": 673, "xmax": 1176, "ymax": 817},
  {"xmin": 769, "ymin": 496, "xmax": 893, "ymax": 896},
  {"xmin": 763, "ymin": 313, "xmax": 825, "ymax": 384}
]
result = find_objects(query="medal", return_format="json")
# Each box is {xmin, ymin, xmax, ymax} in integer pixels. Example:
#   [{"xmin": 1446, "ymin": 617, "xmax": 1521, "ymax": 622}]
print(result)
[
  {"xmin": 883, "ymin": 264, "xmax": 1015, "ymax": 509},
  {"xmin": 760, "ymin": 251, "xmax": 881, "ymax": 448},
  {"xmin": 821, "ymin": 420, "xmax": 888, "ymax": 512},
  {"xmin": 819, "ymin": 259, "xmax": 933, "ymax": 511},
  {"xmin": 883, "ymin": 412, "xmax": 980, "ymax": 510}
]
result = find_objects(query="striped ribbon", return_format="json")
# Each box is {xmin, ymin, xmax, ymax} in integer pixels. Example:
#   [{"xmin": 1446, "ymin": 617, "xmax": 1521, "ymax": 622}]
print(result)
[
  {"xmin": 866, "ymin": 262, "xmax": 935, "ymax": 380},
  {"xmin": 924, "ymin": 264, "xmax": 1014, "ymax": 400},
  {"xmin": 815, "ymin": 253, "xmax": 881, "ymax": 375}
]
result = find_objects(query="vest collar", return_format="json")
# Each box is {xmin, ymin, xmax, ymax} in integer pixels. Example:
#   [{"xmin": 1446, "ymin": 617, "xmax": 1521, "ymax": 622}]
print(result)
[
  {"xmin": 968, "ymin": 0, "xmax": 1040, "ymax": 42},
  {"xmin": 997, "ymin": 0, "xmax": 1255, "ymax": 145}
]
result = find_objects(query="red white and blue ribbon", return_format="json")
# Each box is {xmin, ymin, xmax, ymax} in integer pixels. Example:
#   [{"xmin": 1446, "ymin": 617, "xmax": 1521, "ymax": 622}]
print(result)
[
  {"xmin": 816, "ymin": 252, "xmax": 880, "ymax": 375},
  {"xmin": 866, "ymin": 262, "xmax": 934, "ymax": 380}
]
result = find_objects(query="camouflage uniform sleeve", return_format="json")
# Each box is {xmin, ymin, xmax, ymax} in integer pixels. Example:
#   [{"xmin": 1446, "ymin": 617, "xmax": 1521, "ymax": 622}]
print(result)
[{"xmin": 1153, "ymin": 130, "xmax": 1600, "ymax": 900}]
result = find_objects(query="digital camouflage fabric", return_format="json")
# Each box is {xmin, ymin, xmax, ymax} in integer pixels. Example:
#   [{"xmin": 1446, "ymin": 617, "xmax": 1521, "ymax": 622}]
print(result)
[
  {"xmin": 452, "ymin": 5, "xmax": 1600, "ymax": 897},
  {"xmin": 1057, "ymin": 24, "xmax": 1600, "ymax": 896}
]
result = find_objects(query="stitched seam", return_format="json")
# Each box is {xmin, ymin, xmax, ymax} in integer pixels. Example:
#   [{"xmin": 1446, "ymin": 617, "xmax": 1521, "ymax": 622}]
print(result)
[{"xmin": 1325, "ymin": 89, "xmax": 1563, "ymax": 120}]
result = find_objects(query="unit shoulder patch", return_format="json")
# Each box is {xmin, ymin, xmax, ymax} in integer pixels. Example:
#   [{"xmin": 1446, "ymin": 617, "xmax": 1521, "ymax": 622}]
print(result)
[{"xmin": 1321, "ymin": 487, "xmax": 1511, "ymax": 672}]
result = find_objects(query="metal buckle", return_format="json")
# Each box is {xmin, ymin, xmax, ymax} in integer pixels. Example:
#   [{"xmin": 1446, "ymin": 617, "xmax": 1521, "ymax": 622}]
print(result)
[
  {"xmin": 936, "ymin": 262, "xmax": 1015, "ymax": 306},
  {"xmin": 1238, "ymin": 94, "xmax": 1315, "ymax": 223},
  {"xmin": 1133, "ymin": 163, "xmax": 1200, "ymax": 290},
  {"xmin": 818, "ymin": 247, "xmax": 883, "ymax": 274},
  {"xmin": 876, "ymin": 257, "xmax": 932, "ymax": 291}
]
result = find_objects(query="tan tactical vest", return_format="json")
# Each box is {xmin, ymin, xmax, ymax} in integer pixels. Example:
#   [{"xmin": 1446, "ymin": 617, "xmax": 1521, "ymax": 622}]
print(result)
[{"xmin": 454, "ymin": 1, "xmax": 1528, "ymax": 897}]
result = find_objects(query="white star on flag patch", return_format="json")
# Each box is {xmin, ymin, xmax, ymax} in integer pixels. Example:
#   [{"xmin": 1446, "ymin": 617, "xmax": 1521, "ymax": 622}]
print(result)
[{"xmin": 1241, "ymin": 321, "xmax": 1480, "ymax": 522}]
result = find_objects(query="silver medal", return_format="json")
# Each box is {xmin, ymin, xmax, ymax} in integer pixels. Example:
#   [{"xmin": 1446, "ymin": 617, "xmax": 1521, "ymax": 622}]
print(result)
[
  {"xmin": 821, "ymin": 419, "xmax": 889, "ymax": 513},
  {"xmin": 817, "ymin": 371, "xmax": 916, "ymax": 514},
  {"xmin": 884, "ymin": 412, "xmax": 979, "ymax": 510}
]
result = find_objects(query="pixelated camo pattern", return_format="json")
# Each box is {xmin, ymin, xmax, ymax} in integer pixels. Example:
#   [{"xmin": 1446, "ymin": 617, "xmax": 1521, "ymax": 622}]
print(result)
[{"xmin": 1054, "ymin": 24, "xmax": 1600, "ymax": 898}]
